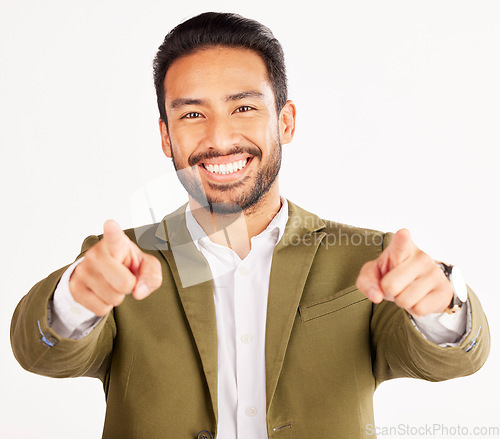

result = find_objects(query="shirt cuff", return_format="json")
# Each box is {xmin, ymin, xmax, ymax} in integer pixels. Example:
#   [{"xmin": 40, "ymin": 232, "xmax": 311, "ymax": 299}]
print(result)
[
  {"xmin": 47, "ymin": 256, "xmax": 102, "ymax": 339},
  {"xmin": 409, "ymin": 300, "xmax": 471, "ymax": 347}
]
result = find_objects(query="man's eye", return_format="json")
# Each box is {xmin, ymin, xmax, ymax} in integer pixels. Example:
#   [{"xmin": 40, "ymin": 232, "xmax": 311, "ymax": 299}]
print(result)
[
  {"xmin": 234, "ymin": 106, "xmax": 254, "ymax": 113},
  {"xmin": 181, "ymin": 112, "xmax": 202, "ymax": 119}
]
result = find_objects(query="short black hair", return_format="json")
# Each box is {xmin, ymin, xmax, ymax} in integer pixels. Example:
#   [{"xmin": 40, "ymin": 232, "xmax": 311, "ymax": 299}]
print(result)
[{"xmin": 153, "ymin": 12, "xmax": 288, "ymax": 125}]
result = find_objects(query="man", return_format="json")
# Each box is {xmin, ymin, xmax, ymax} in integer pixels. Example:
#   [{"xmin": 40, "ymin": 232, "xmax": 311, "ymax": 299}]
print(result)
[{"xmin": 11, "ymin": 12, "xmax": 490, "ymax": 439}]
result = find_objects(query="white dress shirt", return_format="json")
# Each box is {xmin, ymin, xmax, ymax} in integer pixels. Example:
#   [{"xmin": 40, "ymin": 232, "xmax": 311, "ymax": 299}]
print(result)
[
  {"xmin": 182, "ymin": 200, "xmax": 288, "ymax": 438},
  {"xmin": 49, "ymin": 199, "xmax": 470, "ymax": 438}
]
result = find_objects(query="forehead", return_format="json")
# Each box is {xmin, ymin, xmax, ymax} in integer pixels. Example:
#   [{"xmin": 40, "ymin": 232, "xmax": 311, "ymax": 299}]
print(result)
[{"xmin": 164, "ymin": 46, "xmax": 274, "ymax": 104}]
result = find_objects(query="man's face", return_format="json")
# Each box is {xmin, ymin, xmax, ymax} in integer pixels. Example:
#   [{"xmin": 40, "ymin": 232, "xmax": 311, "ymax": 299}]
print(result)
[{"xmin": 159, "ymin": 46, "xmax": 295, "ymax": 214}]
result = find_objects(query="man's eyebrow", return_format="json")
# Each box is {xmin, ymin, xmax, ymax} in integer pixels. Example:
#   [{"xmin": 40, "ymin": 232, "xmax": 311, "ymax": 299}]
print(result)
[
  {"xmin": 169, "ymin": 91, "xmax": 265, "ymax": 110},
  {"xmin": 225, "ymin": 91, "xmax": 265, "ymax": 102},
  {"xmin": 170, "ymin": 98, "xmax": 205, "ymax": 109}
]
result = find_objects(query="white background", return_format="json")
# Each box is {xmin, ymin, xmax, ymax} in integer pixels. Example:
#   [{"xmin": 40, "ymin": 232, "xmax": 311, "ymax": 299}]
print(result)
[{"xmin": 1, "ymin": 0, "xmax": 499, "ymax": 437}]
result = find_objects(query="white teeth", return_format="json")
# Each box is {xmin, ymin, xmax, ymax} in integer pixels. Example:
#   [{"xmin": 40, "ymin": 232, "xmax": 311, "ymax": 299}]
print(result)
[{"xmin": 204, "ymin": 158, "xmax": 249, "ymax": 175}]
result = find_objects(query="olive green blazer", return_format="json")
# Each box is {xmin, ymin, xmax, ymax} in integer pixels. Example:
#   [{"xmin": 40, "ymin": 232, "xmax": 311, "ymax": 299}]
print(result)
[{"xmin": 11, "ymin": 201, "xmax": 490, "ymax": 438}]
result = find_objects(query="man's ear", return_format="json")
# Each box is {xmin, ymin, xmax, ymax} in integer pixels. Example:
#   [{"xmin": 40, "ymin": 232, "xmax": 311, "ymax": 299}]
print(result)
[
  {"xmin": 279, "ymin": 100, "xmax": 296, "ymax": 145},
  {"xmin": 159, "ymin": 118, "xmax": 172, "ymax": 158}
]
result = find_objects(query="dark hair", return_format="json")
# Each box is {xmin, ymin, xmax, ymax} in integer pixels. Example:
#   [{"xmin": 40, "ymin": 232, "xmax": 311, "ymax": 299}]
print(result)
[{"xmin": 153, "ymin": 12, "xmax": 288, "ymax": 125}]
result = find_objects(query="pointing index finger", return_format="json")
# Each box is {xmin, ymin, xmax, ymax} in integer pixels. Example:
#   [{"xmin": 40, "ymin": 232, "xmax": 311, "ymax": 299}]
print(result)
[
  {"xmin": 386, "ymin": 228, "xmax": 415, "ymax": 267},
  {"xmin": 102, "ymin": 219, "xmax": 131, "ymax": 262}
]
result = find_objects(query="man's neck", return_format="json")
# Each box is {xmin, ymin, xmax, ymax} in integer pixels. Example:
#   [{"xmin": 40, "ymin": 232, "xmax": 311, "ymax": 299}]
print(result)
[{"xmin": 188, "ymin": 186, "xmax": 282, "ymax": 259}]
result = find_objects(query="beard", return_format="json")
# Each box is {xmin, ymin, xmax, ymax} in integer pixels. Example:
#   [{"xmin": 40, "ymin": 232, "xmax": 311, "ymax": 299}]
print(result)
[{"xmin": 170, "ymin": 139, "xmax": 282, "ymax": 215}]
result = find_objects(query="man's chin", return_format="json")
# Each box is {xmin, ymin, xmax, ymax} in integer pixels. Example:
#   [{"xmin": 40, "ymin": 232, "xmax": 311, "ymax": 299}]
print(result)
[
  {"xmin": 193, "ymin": 194, "xmax": 257, "ymax": 215},
  {"xmin": 206, "ymin": 202, "xmax": 245, "ymax": 215}
]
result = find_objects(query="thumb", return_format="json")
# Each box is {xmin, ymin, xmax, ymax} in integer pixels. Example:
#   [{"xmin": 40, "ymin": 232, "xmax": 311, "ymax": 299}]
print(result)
[
  {"xmin": 386, "ymin": 228, "xmax": 414, "ymax": 267},
  {"xmin": 102, "ymin": 219, "xmax": 132, "ymax": 262}
]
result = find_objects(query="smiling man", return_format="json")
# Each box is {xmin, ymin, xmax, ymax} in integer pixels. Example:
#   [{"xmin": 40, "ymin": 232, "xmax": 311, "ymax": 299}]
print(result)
[
  {"xmin": 159, "ymin": 44, "xmax": 295, "ymax": 258},
  {"xmin": 11, "ymin": 12, "xmax": 490, "ymax": 439}
]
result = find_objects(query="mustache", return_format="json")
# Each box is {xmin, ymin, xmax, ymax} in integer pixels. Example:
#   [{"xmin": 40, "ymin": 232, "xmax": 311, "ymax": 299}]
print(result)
[{"xmin": 188, "ymin": 145, "xmax": 262, "ymax": 167}]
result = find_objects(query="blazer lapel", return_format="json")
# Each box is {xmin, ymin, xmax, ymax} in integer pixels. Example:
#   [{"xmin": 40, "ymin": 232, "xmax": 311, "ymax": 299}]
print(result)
[
  {"xmin": 153, "ymin": 204, "xmax": 218, "ymax": 425},
  {"xmin": 265, "ymin": 201, "xmax": 326, "ymax": 413}
]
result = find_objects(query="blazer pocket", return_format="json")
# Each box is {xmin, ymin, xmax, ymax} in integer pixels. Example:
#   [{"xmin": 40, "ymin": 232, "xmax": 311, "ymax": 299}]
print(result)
[{"xmin": 299, "ymin": 285, "xmax": 369, "ymax": 322}]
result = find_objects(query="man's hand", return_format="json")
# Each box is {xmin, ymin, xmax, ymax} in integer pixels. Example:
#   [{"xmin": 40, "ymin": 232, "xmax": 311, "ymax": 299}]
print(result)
[
  {"xmin": 68, "ymin": 219, "xmax": 163, "ymax": 316},
  {"xmin": 356, "ymin": 229, "xmax": 453, "ymax": 317}
]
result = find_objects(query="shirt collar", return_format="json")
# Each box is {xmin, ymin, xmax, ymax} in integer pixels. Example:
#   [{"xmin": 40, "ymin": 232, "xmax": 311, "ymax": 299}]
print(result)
[{"xmin": 185, "ymin": 197, "xmax": 289, "ymax": 251}]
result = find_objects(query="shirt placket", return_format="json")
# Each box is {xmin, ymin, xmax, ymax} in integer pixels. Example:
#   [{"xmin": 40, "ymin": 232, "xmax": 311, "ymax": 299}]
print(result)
[{"xmin": 234, "ymin": 245, "xmax": 267, "ymax": 439}]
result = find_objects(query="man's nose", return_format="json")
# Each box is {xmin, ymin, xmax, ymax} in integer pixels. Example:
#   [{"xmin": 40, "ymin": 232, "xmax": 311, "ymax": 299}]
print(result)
[{"xmin": 202, "ymin": 114, "xmax": 240, "ymax": 151}]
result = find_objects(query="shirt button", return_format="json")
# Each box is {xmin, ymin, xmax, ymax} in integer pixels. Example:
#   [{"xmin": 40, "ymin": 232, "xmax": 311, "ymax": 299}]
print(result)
[
  {"xmin": 196, "ymin": 431, "xmax": 213, "ymax": 439},
  {"xmin": 238, "ymin": 265, "xmax": 248, "ymax": 275},
  {"xmin": 240, "ymin": 334, "xmax": 252, "ymax": 344},
  {"xmin": 245, "ymin": 407, "xmax": 257, "ymax": 417}
]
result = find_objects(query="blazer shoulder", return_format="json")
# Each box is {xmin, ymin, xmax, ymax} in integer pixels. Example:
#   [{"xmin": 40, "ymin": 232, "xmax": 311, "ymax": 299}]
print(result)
[
  {"xmin": 321, "ymin": 218, "xmax": 385, "ymax": 236},
  {"xmin": 319, "ymin": 218, "xmax": 391, "ymax": 252}
]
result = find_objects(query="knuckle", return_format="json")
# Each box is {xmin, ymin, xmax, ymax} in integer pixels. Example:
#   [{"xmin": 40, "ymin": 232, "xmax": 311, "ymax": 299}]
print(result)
[
  {"xmin": 143, "ymin": 260, "xmax": 163, "ymax": 287},
  {"xmin": 413, "ymin": 250, "xmax": 425, "ymax": 261},
  {"xmin": 75, "ymin": 261, "xmax": 89, "ymax": 278},
  {"xmin": 380, "ymin": 277, "xmax": 395, "ymax": 296},
  {"xmin": 73, "ymin": 289, "xmax": 94, "ymax": 309},
  {"xmin": 70, "ymin": 280, "xmax": 90, "ymax": 302},
  {"xmin": 363, "ymin": 260, "xmax": 376, "ymax": 271},
  {"xmin": 116, "ymin": 277, "xmax": 135, "ymax": 294},
  {"xmin": 154, "ymin": 257, "xmax": 162, "ymax": 272},
  {"xmin": 412, "ymin": 302, "xmax": 425, "ymax": 316},
  {"xmin": 432, "ymin": 265, "xmax": 446, "ymax": 282},
  {"xmin": 96, "ymin": 304, "xmax": 113, "ymax": 317},
  {"xmin": 95, "ymin": 288, "xmax": 121, "ymax": 309},
  {"xmin": 69, "ymin": 273, "xmax": 81, "ymax": 291},
  {"xmin": 69, "ymin": 285, "xmax": 84, "ymax": 303},
  {"xmin": 85, "ymin": 247, "xmax": 98, "ymax": 263},
  {"xmin": 152, "ymin": 272, "xmax": 163, "ymax": 288},
  {"xmin": 147, "ymin": 254, "xmax": 162, "ymax": 269},
  {"xmin": 356, "ymin": 278, "xmax": 371, "ymax": 294},
  {"xmin": 395, "ymin": 295, "xmax": 411, "ymax": 310},
  {"xmin": 358, "ymin": 261, "xmax": 369, "ymax": 274},
  {"xmin": 357, "ymin": 262, "xmax": 373, "ymax": 284},
  {"xmin": 416, "ymin": 251, "xmax": 432, "ymax": 266},
  {"xmin": 112, "ymin": 294, "xmax": 125, "ymax": 307},
  {"xmin": 355, "ymin": 274, "xmax": 367, "ymax": 292}
]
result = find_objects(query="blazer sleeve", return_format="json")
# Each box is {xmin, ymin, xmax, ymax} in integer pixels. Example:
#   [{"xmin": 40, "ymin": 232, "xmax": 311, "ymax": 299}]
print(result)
[
  {"xmin": 10, "ymin": 234, "xmax": 116, "ymax": 383},
  {"xmin": 370, "ymin": 233, "xmax": 491, "ymax": 386}
]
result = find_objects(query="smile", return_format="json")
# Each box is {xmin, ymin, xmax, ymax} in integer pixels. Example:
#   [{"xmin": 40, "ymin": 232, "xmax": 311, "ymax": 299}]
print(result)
[{"xmin": 202, "ymin": 158, "xmax": 249, "ymax": 175}]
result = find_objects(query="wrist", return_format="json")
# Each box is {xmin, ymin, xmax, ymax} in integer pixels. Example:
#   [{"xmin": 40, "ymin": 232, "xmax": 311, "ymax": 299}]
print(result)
[{"xmin": 437, "ymin": 262, "xmax": 468, "ymax": 314}]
